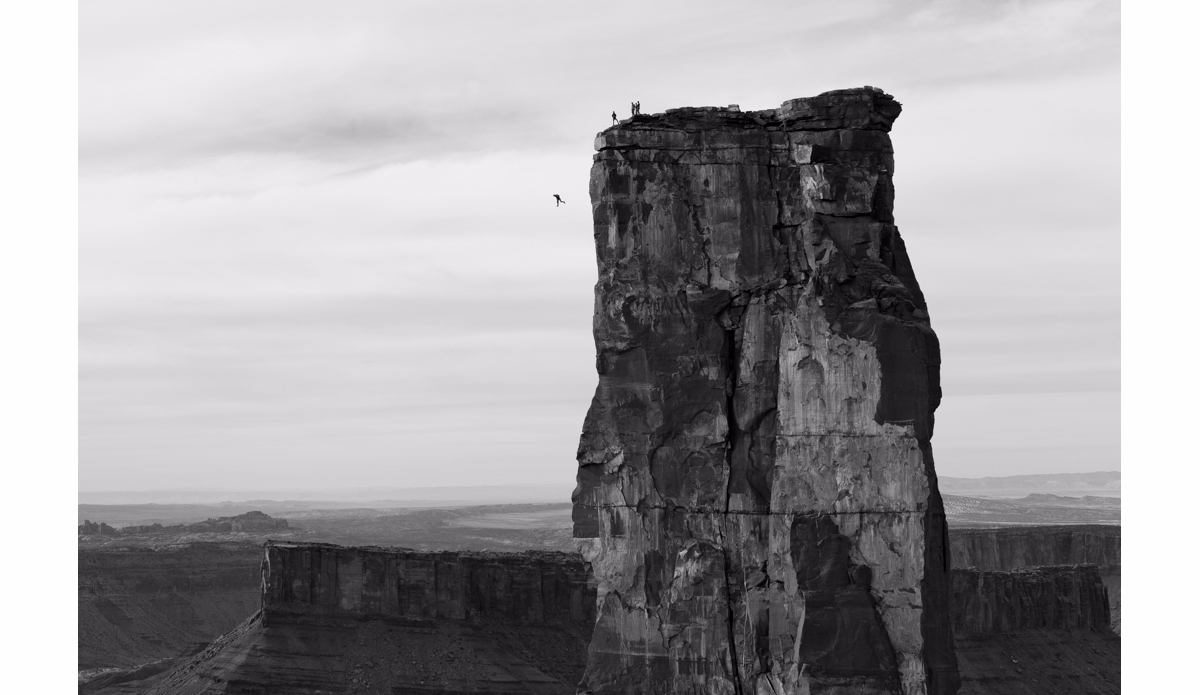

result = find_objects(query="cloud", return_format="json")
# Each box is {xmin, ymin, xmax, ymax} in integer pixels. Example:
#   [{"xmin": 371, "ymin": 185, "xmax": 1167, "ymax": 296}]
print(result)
[
  {"xmin": 79, "ymin": 0, "xmax": 1121, "ymax": 490},
  {"xmin": 81, "ymin": 0, "xmax": 1119, "ymax": 169}
]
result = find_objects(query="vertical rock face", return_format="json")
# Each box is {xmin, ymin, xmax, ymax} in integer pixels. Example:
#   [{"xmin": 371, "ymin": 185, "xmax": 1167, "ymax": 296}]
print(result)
[
  {"xmin": 573, "ymin": 88, "xmax": 958, "ymax": 695},
  {"xmin": 949, "ymin": 566, "xmax": 1111, "ymax": 638},
  {"xmin": 949, "ymin": 525, "xmax": 1120, "ymax": 573},
  {"xmin": 949, "ymin": 525, "xmax": 1121, "ymax": 634},
  {"xmin": 141, "ymin": 544, "xmax": 599, "ymax": 695},
  {"xmin": 262, "ymin": 543, "xmax": 595, "ymax": 628}
]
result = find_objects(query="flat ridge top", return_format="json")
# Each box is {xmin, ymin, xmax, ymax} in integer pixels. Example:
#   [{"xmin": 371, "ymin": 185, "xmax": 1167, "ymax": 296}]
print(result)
[
  {"xmin": 599, "ymin": 86, "xmax": 901, "ymax": 147},
  {"xmin": 264, "ymin": 540, "xmax": 584, "ymax": 563},
  {"xmin": 950, "ymin": 524, "xmax": 1122, "ymax": 536},
  {"xmin": 952, "ymin": 564, "xmax": 1105, "ymax": 576}
]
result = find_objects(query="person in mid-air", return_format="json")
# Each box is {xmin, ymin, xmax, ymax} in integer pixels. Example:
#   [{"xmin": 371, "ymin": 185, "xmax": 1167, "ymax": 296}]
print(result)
[{"xmin": 553, "ymin": 194, "xmax": 565, "ymax": 207}]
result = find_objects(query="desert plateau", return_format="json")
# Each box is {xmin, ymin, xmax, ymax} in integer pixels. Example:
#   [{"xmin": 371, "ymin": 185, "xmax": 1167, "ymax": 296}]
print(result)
[{"xmin": 79, "ymin": 88, "xmax": 1120, "ymax": 694}]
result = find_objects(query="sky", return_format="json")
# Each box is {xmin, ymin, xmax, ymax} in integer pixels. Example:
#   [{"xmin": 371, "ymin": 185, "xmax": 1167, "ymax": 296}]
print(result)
[{"xmin": 78, "ymin": 0, "xmax": 1121, "ymax": 493}]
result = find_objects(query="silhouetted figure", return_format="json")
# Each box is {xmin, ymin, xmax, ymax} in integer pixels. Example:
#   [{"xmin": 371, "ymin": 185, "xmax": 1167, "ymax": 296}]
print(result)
[
  {"xmin": 612, "ymin": 111, "xmax": 618, "ymax": 125},
  {"xmin": 631, "ymin": 102, "xmax": 636, "ymax": 117},
  {"xmin": 554, "ymin": 194, "xmax": 565, "ymax": 207},
  {"xmin": 635, "ymin": 100, "xmax": 641, "ymax": 115}
]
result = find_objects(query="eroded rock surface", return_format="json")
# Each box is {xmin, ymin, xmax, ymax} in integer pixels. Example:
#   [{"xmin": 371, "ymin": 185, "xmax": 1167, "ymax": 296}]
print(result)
[
  {"xmin": 950, "ymin": 525, "xmax": 1121, "ymax": 633},
  {"xmin": 136, "ymin": 543, "xmax": 596, "ymax": 695},
  {"xmin": 950, "ymin": 566, "xmax": 1118, "ymax": 695},
  {"xmin": 261, "ymin": 542, "xmax": 594, "ymax": 628},
  {"xmin": 573, "ymin": 88, "xmax": 958, "ymax": 695},
  {"xmin": 950, "ymin": 566, "xmax": 1110, "ymax": 637},
  {"xmin": 949, "ymin": 525, "xmax": 1119, "ymax": 573},
  {"xmin": 89, "ymin": 542, "xmax": 1116, "ymax": 694}
]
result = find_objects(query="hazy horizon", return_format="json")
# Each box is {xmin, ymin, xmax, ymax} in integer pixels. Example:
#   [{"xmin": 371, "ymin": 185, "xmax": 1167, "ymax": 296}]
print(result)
[
  {"xmin": 78, "ymin": 471, "xmax": 1122, "ymax": 508},
  {"xmin": 80, "ymin": 1, "xmax": 1120, "ymax": 491},
  {"xmin": 78, "ymin": 483, "xmax": 575, "ymax": 505}
]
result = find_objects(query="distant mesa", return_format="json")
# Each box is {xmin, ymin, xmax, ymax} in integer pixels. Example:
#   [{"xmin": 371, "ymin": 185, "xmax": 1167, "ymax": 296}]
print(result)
[
  {"xmin": 940, "ymin": 472, "xmax": 1120, "ymax": 496},
  {"xmin": 87, "ymin": 538, "xmax": 1118, "ymax": 694},
  {"xmin": 78, "ymin": 510, "xmax": 288, "ymax": 536},
  {"xmin": 78, "ymin": 519, "xmax": 119, "ymax": 536},
  {"xmin": 136, "ymin": 543, "xmax": 596, "ymax": 695},
  {"xmin": 1019, "ymin": 493, "xmax": 1121, "ymax": 507}
]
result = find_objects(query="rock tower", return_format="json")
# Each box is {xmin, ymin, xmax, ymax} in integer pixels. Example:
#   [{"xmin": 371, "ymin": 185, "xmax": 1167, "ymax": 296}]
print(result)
[{"xmin": 572, "ymin": 88, "xmax": 959, "ymax": 695}]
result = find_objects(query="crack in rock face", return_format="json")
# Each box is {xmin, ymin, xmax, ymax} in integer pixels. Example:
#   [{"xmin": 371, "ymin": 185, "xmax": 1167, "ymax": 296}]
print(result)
[{"xmin": 573, "ymin": 88, "xmax": 961, "ymax": 695}]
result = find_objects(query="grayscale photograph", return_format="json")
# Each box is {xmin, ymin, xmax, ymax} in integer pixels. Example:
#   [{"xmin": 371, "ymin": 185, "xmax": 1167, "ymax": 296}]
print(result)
[{"xmin": 74, "ymin": 1, "xmax": 1121, "ymax": 693}]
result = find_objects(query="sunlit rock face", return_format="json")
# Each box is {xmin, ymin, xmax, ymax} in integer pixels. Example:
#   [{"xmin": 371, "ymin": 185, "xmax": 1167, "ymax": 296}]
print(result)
[{"xmin": 573, "ymin": 88, "xmax": 960, "ymax": 695}]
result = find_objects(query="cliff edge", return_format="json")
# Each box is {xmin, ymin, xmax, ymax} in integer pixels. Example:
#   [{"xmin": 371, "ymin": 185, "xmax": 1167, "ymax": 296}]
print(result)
[
  {"xmin": 574, "ymin": 88, "xmax": 956, "ymax": 695},
  {"xmin": 138, "ymin": 543, "xmax": 596, "ymax": 695},
  {"xmin": 89, "ymin": 542, "xmax": 1116, "ymax": 694},
  {"xmin": 950, "ymin": 525, "xmax": 1121, "ymax": 633}
]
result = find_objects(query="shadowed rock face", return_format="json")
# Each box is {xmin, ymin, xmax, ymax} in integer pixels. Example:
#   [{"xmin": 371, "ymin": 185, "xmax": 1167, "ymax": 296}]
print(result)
[
  {"xmin": 950, "ymin": 566, "xmax": 1110, "ymax": 637},
  {"xmin": 949, "ymin": 525, "xmax": 1121, "ymax": 634},
  {"xmin": 949, "ymin": 526, "xmax": 1120, "ymax": 574},
  {"xmin": 135, "ymin": 543, "xmax": 597, "ymax": 695},
  {"xmin": 262, "ymin": 542, "xmax": 595, "ymax": 628},
  {"xmin": 573, "ymin": 88, "xmax": 959, "ymax": 695},
  {"xmin": 950, "ymin": 565, "xmax": 1118, "ymax": 695},
  {"xmin": 91, "ymin": 543, "xmax": 1114, "ymax": 694}
]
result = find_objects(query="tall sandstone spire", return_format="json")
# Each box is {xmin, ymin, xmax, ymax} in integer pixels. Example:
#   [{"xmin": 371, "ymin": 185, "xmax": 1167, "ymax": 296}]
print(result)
[{"xmin": 573, "ymin": 88, "xmax": 960, "ymax": 695}]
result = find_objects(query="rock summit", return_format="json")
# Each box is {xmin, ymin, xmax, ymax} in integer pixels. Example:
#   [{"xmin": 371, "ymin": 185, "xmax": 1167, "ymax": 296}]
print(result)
[{"xmin": 573, "ymin": 88, "xmax": 959, "ymax": 695}]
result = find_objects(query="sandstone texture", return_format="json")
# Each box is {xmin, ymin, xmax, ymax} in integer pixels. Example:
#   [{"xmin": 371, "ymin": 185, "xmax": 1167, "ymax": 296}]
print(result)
[
  {"xmin": 574, "ymin": 88, "xmax": 957, "ymax": 694},
  {"xmin": 100, "ymin": 541, "xmax": 1117, "ymax": 694},
  {"xmin": 950, "ymin": 565, "xmax": 1118, "ymax": 695},
  {"xmin": 261, "ymin": 542, "xmax": 593, "ymax": 628},
  {"xmin": 949, "ymin": 525, "xmax": 1120, "ymax": 633},
  {"xmin": 948, "ymin": 525, "xmax": 1119, "ymax": 573},
  {"xmin": 137, "ymin": 543, "xmax": 597, "ymax": 694},
  {"xmin": 949, "ymin": 566, "xmax": 1110, "ymax": 637}
]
